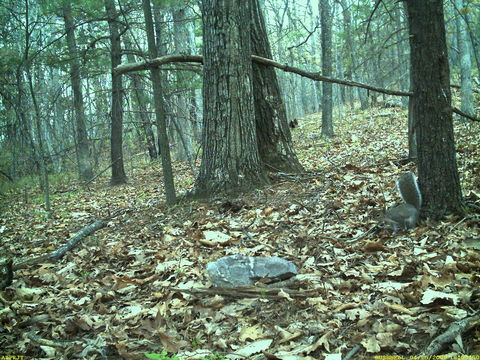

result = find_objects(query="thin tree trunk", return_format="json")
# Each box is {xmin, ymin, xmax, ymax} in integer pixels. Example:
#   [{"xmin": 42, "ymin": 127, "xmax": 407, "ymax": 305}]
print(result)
[
  {"xmin": 123, "ymin": 36, "xmax": 158, "ymax": 159},
  {"xmin": 320, "ymin": 0, "xmax": 334, "ymax": 136},
  {"xmin": 105, "ymin": 0, "xmax": 127, "ymax": 185},
  {"xmin": 454, "ymin": 0, "xmax": 474, "ymax": 116},
  {"xmin": 26, "ymin": 68, "xmax": 51, "ymax": 216},
  {"xmin": 172, "ymin": 6, "xmax": 194, "ymax": 163},
  {"xmin": 340, "ymin": 0, "xmax": 354, "ymax": 108},
  {"xmin": 142, "ymin": 0, "xmax": 176, "ymax": 205},
  {"xmin": 63, "ymin": 3, "xmax": 93, "ymax": 181}
]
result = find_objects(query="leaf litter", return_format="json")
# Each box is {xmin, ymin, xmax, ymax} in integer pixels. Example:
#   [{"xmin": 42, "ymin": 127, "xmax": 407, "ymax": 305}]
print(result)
[{"xmin": 0, "ymin": 104, "xmax": 479, "ymax": 359}]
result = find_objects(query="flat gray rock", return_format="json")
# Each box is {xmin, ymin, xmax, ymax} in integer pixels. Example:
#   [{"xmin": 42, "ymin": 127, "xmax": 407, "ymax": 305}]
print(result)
[{"xmin": 206, "ymin": 254, "xmax": 297, "ymax": 287}]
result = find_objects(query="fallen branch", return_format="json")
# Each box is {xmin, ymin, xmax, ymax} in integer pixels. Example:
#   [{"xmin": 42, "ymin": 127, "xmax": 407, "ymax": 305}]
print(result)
[
  {"xmin": 115, "ymin": 54, "xmax": 203, "ymax": 75},
  {"xmin": 420, "ymin": 312, "xmax": 480, "ymax": 355},
  {"xmin": 27, "ymin": 332, "xmax": 70, "ymax": 349},
  {"xmin": 344, "ymin": 344, "xmax": 362, "ymax": 360},
  {"xmin": 170, "ymin": 286, "xmax": 316, "ymax": 300},
  {"xmin": 115, "ymin": 54, "xmax": 480, "ymax": 116},
  {"xmin": 12, "ymin": 220, "xmax": 107, "ymax": 271},
  {"xmin": 1, "ymin": 220, "xmax": 106, "ymax": 289}
]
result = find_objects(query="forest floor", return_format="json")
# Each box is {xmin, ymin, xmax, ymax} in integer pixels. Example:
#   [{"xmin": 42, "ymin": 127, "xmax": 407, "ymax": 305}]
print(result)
[{"xmin": 1, "ymin": 103, "xmax": 480, "ymax": 360}]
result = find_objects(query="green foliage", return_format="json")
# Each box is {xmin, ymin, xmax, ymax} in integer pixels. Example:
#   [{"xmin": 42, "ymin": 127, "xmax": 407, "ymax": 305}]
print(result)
[
  {"xmin": 144, "ymin": 351, "xmax": 179, "ymax": 360},
  {"xmin": 151, "ymin": 0, "xmax": 179, "ymax": 8},
  {"xmin": 0, "ymin": 170, "xmax": 78, "ymax": 200},
  {"xmin": 80, "ymin": 270, "xmax": 91, "ymax": 279},
  {"xmin": 0, "ymin": 174, "xmax": 36, "ymax": 196},
  {"xmin": 144, "ymin": 351, "xmax": 226, "ymax": 360}
]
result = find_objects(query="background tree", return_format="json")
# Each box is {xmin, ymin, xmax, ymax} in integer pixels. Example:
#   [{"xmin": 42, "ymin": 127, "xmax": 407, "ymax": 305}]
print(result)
[
  {"xmin": 320, "ymin": 0, "xmax": 333, "ymax": 136},
  {"xmin": 104, "ymin": 0, "xmax": 127, "ymax": 185},
  {"xmin": 142, "ymin": 0, "xmax": 176, "ymax": 205},
  {"xmin": 454, "ymin": 0, "xmax": 474, "ymax": 117},
  {"xmin": 63, "ymin": 2, "xmax": 93, "ymax": 181},
  {"xmin": 123, "ymin": 36, "xmax": 158, "ymax": 160}
]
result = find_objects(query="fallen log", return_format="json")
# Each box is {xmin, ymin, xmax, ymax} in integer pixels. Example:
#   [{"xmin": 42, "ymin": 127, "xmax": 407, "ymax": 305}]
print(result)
[{"xmin": 0, "ymin": 220, "xmax": 106, "ymax": 289}]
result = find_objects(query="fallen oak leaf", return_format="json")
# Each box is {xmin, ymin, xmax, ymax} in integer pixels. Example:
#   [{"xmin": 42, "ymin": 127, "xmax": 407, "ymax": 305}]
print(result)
[
  {"xmin": 363, "ymin": 241, "xmax": 387, "ymax": 252},
  {"xmin": 157, "ymin": 331, "xmax": 180, "ymax": 353},
  {"xmin": 199, "ymin": 230, "xmax": 232, "ymax": 246}
]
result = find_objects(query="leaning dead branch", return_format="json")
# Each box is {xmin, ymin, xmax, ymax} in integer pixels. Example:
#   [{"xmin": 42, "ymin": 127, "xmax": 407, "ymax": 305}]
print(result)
[
  {"xmin": 114, "ymin": 54, "xmax": 412, "ymax": 97},
  {"xmin": 115, "ymin": 54, "xmax": 480, "ymax": 122}
]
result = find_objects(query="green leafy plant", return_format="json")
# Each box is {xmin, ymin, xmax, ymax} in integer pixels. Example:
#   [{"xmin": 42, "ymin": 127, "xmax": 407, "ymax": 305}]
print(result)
[
  {"xmin": 144, "ymin": 350, "xmax": 179, "ymax": 360},
  {"xmin": 144, "ymin": 350, "xmax": 226, "ymax": 360},
  {"xmin": 80, "ymin": 270, "xmax": 91, "ymax": 280}
]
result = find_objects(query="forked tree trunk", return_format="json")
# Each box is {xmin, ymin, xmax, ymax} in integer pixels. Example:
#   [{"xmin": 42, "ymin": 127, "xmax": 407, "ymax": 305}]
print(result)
[
  {"xmin": 195, "ymin": 0, "xmax": 268, "ymax": 196},
  {"xmin": 250, "ymin": 0, "xmax": 303, "ymax": 173}
]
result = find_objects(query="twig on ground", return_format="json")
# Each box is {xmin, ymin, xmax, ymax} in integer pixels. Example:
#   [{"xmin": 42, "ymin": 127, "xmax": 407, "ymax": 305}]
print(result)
[{"xmin": 420, "ymin": 312, "xmax": 480, "ymax": 355}]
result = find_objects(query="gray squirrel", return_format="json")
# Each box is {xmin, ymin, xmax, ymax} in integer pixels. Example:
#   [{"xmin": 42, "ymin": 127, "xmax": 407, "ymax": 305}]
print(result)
[{"xmin": 384, "ymin": 172, "xmax": 422, "ymax": 232}]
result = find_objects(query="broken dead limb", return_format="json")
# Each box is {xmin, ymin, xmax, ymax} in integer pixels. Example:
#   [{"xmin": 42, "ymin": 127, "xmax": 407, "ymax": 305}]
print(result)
[
  {"xmin": 170, "ymin": 285, "xmax": 316, "ymax": 300},
  {"xmin": 27, "ymin": 332, "xmax": 70, "ymax": 349},
  {"xmin": 114, "ymin": 54, "xmax": 412, "ymax": 97},
  {"xmin": 420, "ymin": 312, "xmax": 480, "ymax": 355},
  {"xmin": 115, "ymin": 54, "xmax": 480, "ymax": 122},
  {"xmin": 0, "ymin": 220, "xmax": 106, "ymax": 289}
]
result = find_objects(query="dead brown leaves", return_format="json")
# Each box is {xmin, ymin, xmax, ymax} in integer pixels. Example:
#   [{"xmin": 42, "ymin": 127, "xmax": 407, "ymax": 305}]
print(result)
[{"xmin": 1, "ymin": 105, "xmax": 479, "ymax": 359}]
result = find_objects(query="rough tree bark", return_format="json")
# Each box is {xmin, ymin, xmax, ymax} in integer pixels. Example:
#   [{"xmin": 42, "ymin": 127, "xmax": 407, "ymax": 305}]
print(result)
[
  {"xmin": 405, "ymin": 0, "xmax": 463, "ymax": 217},
  {"xmin": 195, "ymin": 0, "xmax": 268, "ymax": 196},
  {"xmin": 250, "ymin": 0, "xmax": 303, "ymax": 173}
]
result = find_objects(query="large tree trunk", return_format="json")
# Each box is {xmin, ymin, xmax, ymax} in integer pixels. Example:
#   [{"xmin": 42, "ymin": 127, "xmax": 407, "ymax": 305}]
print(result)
[
  {"xmin": 250, "ymin": 0, "xmax": 303, "ymax": 173},
  {"xmin": 63, "ymin": 3, "xmax": 93, "ymax": 181},
  {"xmin": 142, "ymin": 0, "xmax": 177, "ymax": 205},
  {"xmin": 104, "ymin": 0, "xmax": 127, "ymax": 185},
  {"xmin": 195, "ymin": 0, "xmax": 268, "ymax": 196},
  {"xmin": 405, "ymin": 0, "xmax": 463, "ymax": 218},
  {"xmin": 320, "ymin": 0, "xmax": 334, "ymax": 136}
]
